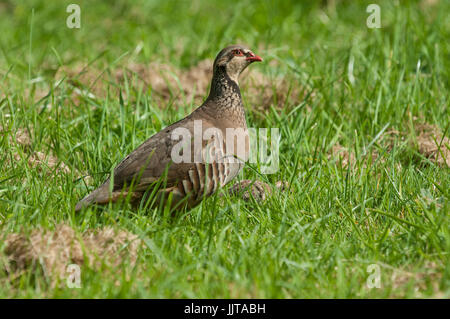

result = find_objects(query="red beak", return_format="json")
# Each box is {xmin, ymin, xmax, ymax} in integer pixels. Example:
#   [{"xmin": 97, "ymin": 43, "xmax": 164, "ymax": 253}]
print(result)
[{"xmin": 246, "ymin": 52, "xmax": 263, "ymax": 62}]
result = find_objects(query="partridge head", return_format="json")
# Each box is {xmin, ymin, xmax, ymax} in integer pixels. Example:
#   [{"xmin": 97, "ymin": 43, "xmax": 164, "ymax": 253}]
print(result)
[
  {"xmin": 213, "ymin": 45, "xmax": 263, "ymax": 83},
  {"xmin": 75, "ymin": 45, "xmax": 262, "ymax": 212}
]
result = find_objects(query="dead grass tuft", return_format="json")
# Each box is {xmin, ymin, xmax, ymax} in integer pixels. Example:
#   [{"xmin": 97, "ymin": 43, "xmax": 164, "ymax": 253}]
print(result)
[
  {"xmin": 14, "ymin": 128, "xmax": 32, "ymax": 146},
  {"xmin": 1, "ymin": 126, "xmax": 71, "ymax": 174},
  {"xmin": 420, "ymin": 0, "xmax": 440, "ymax": 8},
  {"xmin": 413, "ymin": 123, "xmax": 449, "ymax": 166},
  {"xmin": 56, "ymin": 63, "xmax": 104, "ymax": 96},
  {"xmin": 13, "ymin": 151, "xmax": 71, "ymax": 174},
  {"xmin": 3, "ymin": 224, "xmax": 142, "ymax": 284},
  {"xmin": 54, "ymin": 58, "xmax": 307, "ymax": 111},
  {"xmin": 0, "ymin": 126, "xmax": 32, "ymax": 147},
  {"xmin": 241, "ymin": 67, "xmax": 305, "ymax": 111},
  {"xmin": 390, "ymin": 261, "xmax": 444, "ymax": 298},
  {"xmin": 384, "ymin": 122, "xmax": 450, "ymax": 166},
  {"xmin": 329, "ymin": 143, "xmax": 356, "ymax": 168},
  {"xmin": 327, "ymin": 122, "xmax": 449, "ymax": 169},
  {"xmin": 116, "ymin": 59, "xmax": 305, "ymax": 110},
  {"xmin": 115, "ymin": 59, "xmax": 212, "ymax": 105},
  {"xmin": 327, "ymin": 143, "xmax": 379, "ymax": 169}
]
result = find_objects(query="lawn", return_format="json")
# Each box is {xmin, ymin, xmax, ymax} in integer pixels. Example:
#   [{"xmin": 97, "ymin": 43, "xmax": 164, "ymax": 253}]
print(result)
[{"xmin": 0, "ymin": 0, "xmax": 448, "ymax": 298}]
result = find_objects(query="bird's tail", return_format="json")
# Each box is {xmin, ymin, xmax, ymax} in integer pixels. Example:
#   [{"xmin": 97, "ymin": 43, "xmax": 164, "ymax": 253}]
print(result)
[{"xmin": 75, "ymin": 182, "xmax": 110, "ymax": 212}]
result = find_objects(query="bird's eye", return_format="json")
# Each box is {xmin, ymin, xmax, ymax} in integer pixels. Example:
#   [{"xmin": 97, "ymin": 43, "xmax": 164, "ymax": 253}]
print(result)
[{"xmin": 233, "ymin": 49, "xmax": 244, "ymax": 56}]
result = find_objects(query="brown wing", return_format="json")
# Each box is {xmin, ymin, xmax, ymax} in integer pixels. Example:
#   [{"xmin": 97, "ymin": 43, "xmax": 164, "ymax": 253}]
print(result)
[
  {"xmin": 75, "ymin": 115, "xmax": 219, "ymax": 210},
  {"xmin": 111, "ymin": 117, "xmax": 195, "ymax": 191}
]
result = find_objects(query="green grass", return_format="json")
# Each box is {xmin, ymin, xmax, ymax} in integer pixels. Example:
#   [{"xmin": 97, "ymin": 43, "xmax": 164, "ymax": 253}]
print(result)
[{"xmin": 0, "ymin": 0, "xmax": 449, "ymax": 298}]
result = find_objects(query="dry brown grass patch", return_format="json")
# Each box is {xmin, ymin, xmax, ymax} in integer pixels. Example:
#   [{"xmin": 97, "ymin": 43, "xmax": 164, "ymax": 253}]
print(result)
[
  {"xmin": 241, "ymin": 66, "xmax": 306, "ymax": 111},
  {"xmin": 3, "ymin": 224, "xmax": 142, "ymax": 284},
  {"xmin": 54, "ymin": 58, "xmax": 307, "ymax": 112},
  {"xmin": 115, "ymin": 59, "xmax": 212, "ymax": 106},
  {"xmin": 0, "ymin": 126, "xmax": 32, "ymax": 147},
  {"xmin": 384, "ymin": 122, "xmax": 450, "ymax": 166},
  {"xmin": 13, "ymin": 151, "xmax": 71, "ymax": 174},
  {"xmin": 114, "ymin": 59, "xmax": 305, "ymax": 110},
  {"xmin": 55, "ymin": 62, "xmax": 107, "ymax": 100},
  {"xmin": 389, "ymin": 261, "xmax": 444, "ymax": 298},
  {"xmin": 327, "ymin": 121, "xmax": 449, "ymax": 169},
  {"xmin": 328, "ymin": 143, "xmax": 357, "ymax": 168},
  {"xmin": 420, "ymin": 0, "xmax": 440, "ymax": 8},
  {"xmin": 1, "ymin": 126, "xmax": 71, "ymax": 174},
  {"xmin": 413, "ymin": 123, "xmax": 449, "ymax": 166}
]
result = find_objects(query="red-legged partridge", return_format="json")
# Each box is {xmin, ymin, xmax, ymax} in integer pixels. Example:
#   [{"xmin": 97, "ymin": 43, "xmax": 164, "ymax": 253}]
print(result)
[{"xmin": 75, "ymin": 45, "xmax": 262, "ymax": 211}]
